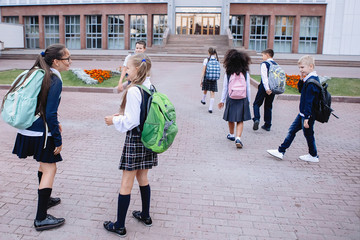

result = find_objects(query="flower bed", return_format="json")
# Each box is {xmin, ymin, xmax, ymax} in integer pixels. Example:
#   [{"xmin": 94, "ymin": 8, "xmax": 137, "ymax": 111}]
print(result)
[
  {"xmin": 286, "ymin": 74, "xmax": 300, "ymax": 89},
  {"xmin": 84, "ymin": 69, "xmax": 112, "ymax": 83}
]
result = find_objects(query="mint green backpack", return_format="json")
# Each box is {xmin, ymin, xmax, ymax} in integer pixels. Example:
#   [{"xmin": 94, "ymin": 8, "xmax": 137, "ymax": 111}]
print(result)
[
  {"xmin": 1, "ymin": 69, "xmax": 45, "ymax": 129},
  {"xmin": 138, "ymin": 85, "xmax": 178, "ymax": 153}
]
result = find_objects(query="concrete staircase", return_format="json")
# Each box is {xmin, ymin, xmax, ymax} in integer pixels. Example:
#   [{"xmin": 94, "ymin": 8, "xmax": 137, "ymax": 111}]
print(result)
[{"xmin": 147, "ymin": 35, "xmax": 232, "ymax": 56}]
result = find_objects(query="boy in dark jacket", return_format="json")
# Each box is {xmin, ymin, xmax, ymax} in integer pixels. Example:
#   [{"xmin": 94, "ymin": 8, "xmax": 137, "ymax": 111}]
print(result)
[{"xmin": 267, "ymin": 55, "xmax": 320, "ymax": 163}]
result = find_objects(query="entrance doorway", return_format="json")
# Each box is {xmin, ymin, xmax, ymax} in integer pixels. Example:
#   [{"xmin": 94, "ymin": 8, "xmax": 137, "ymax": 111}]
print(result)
[
  {"xmin": 202, "ymin": 17, "xmax": 216, "ymax": 35},
  {"xmin": 176, "ymin": 13, "xmax": 220, "ymax": 35},
  {"xmin": 180, "ymin": 16, "xmax": 195, "ymax": 35}
]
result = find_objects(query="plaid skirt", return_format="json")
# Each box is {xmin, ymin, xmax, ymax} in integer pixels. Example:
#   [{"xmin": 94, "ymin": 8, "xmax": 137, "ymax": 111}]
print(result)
[
  {"xmin": 119, "ymin": 130, "xmax": 158, "ymax": 171},
  {"xmin": 202, "ymin": 78, "xmax": 218, "ymax": 92}
]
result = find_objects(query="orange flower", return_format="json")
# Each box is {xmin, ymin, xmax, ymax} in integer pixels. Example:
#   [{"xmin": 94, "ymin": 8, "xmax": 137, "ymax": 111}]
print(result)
[
  {"xmin": 285, "ymin": 74, "xmax": 300, "ymax": 89},
  {"xmin": 84, "ymin": 69, "xmax": 112, "ymax": 83}
]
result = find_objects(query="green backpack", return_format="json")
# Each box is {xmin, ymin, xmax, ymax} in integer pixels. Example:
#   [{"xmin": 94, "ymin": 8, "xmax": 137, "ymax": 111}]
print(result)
[{"xmin": 137, "ymin": 85, "xmax": 178, "ymax": 153}]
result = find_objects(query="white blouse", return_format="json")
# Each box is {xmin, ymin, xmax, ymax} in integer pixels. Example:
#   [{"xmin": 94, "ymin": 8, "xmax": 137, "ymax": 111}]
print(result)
[{"xmin": 112, "ymin": 77, "xmax": 151, "ymax": 133}]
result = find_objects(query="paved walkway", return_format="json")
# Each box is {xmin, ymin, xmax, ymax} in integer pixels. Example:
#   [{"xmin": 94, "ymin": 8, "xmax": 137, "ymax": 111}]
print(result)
[{"xmin": 0, "ymin": 61, "xmax": 359, "ymax": 240}]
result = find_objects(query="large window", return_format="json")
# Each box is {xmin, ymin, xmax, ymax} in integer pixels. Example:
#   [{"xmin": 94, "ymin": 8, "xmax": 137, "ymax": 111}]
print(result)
[
  {"xmin": 86, "ymin": 15, "xmax": 102, "ymax": 49},
  {"xmin": 44, "ymin": 16, "xmax": 59, "ymax": 48},
  {"xmin": 130, "ymin": 15, "xmax": 147, "ymax": 49},
  {"xmin": 229, "ymin": 15, "xmax": 244, "ymax": 47},
  {"xmin": 153, "ymin": 15, "xmax": 168, "ymax": 45},
  {"xmin": 249, "ymin": 16, "xmax": 268, "ymax": 52},
  {"xmin": 24, "ymin": 16, "xmax": 39, "ymax": 49},
  {"xmin": 65, "ymin": 16, "xmax": 81, "ymax": 49},
  {"xmin": 299, "ymin": 17, "xmax": 320, "ymax": 53},
  {"xmin": 3, "ymin": 16, "xmax": 19, "ymax": 24},
  {"xmin": 274, "ymin": 16, "xmax": 294, "ymax": 53},
  {"xmin": 108, "ymin": 15, "xmax": 125, "ymax": 49}
]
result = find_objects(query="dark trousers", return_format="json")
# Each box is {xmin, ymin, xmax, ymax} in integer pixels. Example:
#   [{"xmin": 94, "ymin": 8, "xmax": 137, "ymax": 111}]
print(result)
[
  {"xmin": 253, "ymin": 82, "xmax": 275, "ymax": 128},
  {"xmin": 278, "ymin": 114, "xmax": 317, "ymax": 157}
]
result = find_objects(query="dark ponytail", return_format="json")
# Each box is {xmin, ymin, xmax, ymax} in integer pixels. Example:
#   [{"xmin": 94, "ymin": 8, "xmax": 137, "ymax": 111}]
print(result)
[{"xmin": 208, "ymin": 47, "xmax": 219, "ymax": 62}]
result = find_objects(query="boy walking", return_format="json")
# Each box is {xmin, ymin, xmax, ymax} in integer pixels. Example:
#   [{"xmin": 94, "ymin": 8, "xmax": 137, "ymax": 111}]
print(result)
[
  {"xmin": 267, "ymin": 55, "xmax": 320, "ymax": 163},
  {"xmin": 253, "ymin": 49, "xmax": 276, "ymax": 131}
]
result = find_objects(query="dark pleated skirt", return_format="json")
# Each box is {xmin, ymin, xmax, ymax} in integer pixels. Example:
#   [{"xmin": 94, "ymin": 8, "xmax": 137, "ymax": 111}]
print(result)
[
  {"xmin": 223, "ymin": 97, "xmax": 252, "ymax": 122},
  {"xmin": 119, "ymin": 131, "xmax": 158, "ymax": 171},
  {"xmin": 12, "ymin": 133, "xmax": 62, "ymax": 163},
  {"xmin": 202, "ymin": 79, "xmax": 218, "ymax": 92}
]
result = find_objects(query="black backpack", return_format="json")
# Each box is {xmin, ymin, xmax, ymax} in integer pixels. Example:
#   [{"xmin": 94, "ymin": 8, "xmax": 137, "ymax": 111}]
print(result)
[{"xmin": 306, "ymin": 79, "xmax": 339, "ymax": 123}]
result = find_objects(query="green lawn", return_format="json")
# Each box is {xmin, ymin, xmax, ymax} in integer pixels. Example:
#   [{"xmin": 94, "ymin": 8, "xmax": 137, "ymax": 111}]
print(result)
[
  {"xmin": 0, "ymin": 69, "xmax": 122, "ymax": 88},
  {"xmin": 0, "ymin": 69, "xmax": 359, "ymax": 96},
  {"xmin": 250, "ymin": 75, "xmax": 360, "ymax": 96}
]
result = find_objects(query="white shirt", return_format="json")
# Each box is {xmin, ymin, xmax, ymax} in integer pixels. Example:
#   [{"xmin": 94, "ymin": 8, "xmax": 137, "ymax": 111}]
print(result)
[
  {"xmin": 203, "ymin": 55, "xmax": 217, "ymax": 66},
  {"xmin": 112, "ymin": 77, "xmax": 151, "ymax": 133},
  {"xmin": 123, "ymin": 54, "xmax": 132, "ymax": 67},
  {"xmin": 303, "ymin": 71, "xmax": 318, "ymax": 82},
  {"xmin": 260, "ymin": 58, "xmax": 274, "ymax": 91},
  {"xmin": 220, "ymin": 72, "xmax": 251, "ymax": 103}
]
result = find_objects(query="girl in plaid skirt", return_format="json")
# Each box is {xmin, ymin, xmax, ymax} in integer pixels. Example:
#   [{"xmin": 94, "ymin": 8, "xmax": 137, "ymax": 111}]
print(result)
[
  {"xmin": 200, "ymin": 47, "xmax": 220, "ymax": 113},
  {"xmin": 104, "ymin": 53, "xmax": 157, "ymax": 237}
]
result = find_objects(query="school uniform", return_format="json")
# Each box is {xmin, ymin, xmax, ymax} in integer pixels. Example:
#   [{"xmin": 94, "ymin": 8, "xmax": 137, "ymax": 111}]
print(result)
[
  {"xmin": 253, "ymin": 59, "xmax": 276, "ymax": 128},
  {"xmin": 112, "ymin": 77, "xmax": 158, "ymax": 171},
  {"xmin": 12, "ymin": 68, "xmax": 63, "ymax": 163},
  {"xmin": 202, "ymin": 56, "xmax": 218, "ymax": 92},
  {"xmin": 220, "ymin": 72, "xmax": 252, "ymax": 122},
  {"xmin": 278, "ymin": 71, "xmax": 320, "ymax": 157}
]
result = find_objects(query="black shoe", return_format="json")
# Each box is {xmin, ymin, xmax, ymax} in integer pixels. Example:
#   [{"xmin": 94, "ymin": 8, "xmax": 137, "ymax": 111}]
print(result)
[
  {"xmin": 200, "ymin": 100, "xmax": 206, "ymax": 105},
  {"xmin": 208, "ymin": 110, "xmax": 212, "ymax": 113},
  {"xmin": 132, "ymin": 210, "xmax": 152, "ymax": 227},
  {"xmin": 253, "ymin": 120, "xmax": 259, "ymax": 130},
  {"xmin": 235, "ymin": 139, "xmax": 243, "ymax": 148},
  {"xmin": 47, "ymin": 197, "xmax": 61, "ymax": 209},
  {"xmin": 103, "ymin": 221, "xmax": 127, "ymax": 238},
  {"xmin": 34, "ymin": 214, "xmax": 65, "ymax": 231},
  {"xmin": 261, "ymin": 125, "xmax": 271, "ymax": 131},
  {"xmin": 226, "ymin": 134, "xmax": 235, "ymax": 141}
]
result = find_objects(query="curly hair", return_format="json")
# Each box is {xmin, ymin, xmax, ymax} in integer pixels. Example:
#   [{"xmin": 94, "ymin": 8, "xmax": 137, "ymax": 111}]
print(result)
[{"xmin": 223, "ymin": 49, "xmax": 251, "ymax": 76}]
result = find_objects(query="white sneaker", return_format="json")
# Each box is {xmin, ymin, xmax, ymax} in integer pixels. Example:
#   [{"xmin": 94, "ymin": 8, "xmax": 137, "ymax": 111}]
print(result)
[
  {"xmin": 267, "ymin": 149, "xmax": 284, "ymax": 160},
  {"xmin": 299, "ymin": 154, "xmax": 319, "ymax": 163}
]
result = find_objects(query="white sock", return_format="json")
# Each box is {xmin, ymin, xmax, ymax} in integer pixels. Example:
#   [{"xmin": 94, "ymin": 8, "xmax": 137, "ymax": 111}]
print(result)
[
  {"xmin": 229, "ymin": 133, "xmax": 234, "ymax": 137},
  {"xmin": 209, "ymin": 98, "xmax": 214, "ymax": 111},
  {"xmin": 236, "ymin": 137, "xmax": 241, "ymax": 141},
  {"xmin": 202, "ymin": 94, "xmax": 206, "ymax": 102}
]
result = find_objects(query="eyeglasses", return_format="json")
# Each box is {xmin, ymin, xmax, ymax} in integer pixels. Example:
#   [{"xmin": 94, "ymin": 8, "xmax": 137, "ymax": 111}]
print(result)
[{"xmin": 59, "ymin": 56, "xmax": 71, "ymax": 62}]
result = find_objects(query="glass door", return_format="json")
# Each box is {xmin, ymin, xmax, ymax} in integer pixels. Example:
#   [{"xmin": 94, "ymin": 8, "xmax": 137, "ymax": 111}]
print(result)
[
  {"xmin": 201, "ymin": 17, "xmax": 215, "ymax": 35},
  {"xmin": 180, "ymin": 16, "xmax": 195, "ymax": 35}
]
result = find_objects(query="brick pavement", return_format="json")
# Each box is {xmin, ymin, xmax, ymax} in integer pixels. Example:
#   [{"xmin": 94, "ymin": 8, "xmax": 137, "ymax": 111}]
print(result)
[{"xmin": 0, "ymin": 61, "xmax": 359, "ymax": 240}]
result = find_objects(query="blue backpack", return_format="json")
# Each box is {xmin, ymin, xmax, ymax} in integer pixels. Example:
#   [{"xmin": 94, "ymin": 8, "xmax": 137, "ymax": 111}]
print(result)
[
  {"xmin": 1, "ymin": 69, "xmax": 45, "ymax": 129},
  {"xmin": 205, "ymin": 58, "xmax": 221, "ymax": 81}
]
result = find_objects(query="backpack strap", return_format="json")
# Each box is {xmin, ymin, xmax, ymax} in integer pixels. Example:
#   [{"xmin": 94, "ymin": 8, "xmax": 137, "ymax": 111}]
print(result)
[{"xmin": 134, "ymin": 85, "xmax": 154, "ymax": 133}]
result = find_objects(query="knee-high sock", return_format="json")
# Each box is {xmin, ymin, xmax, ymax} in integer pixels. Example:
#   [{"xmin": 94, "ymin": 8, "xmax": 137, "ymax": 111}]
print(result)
[
  {"xmin": 140, "ymin": 185, "xmax": 151, "ymax": 218},
  {"xmin": 35, "ymin": 188, "xmax": 52, "ymax": 221},
  {"xmin": 114, "ymin": 194, "xmax": 130, "ymax": 229},
  {"xmin": 202, "ymin": 94, "xmax": 206, "ymax": 102},
  {"xmin": 209, "ymin": 98, "xmax": 215, "ymax": 111},
  {"xmin": 38, "ymin": 171, "xmax": 43, "ymax": 185}
]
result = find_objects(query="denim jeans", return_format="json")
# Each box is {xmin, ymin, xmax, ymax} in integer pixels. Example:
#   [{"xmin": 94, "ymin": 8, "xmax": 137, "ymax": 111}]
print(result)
[
  {"xmin": 253, "ymin": 83, "xmax": 275, "ymax": 128},
  {"xmin": 278, "ymin": 114, "xmax": 317, "ymax": 157}
]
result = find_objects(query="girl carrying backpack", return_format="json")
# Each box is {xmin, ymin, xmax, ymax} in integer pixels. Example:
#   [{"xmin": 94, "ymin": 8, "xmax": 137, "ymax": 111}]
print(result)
[
  {"xmin": 200, "ymin": 47, "xmax": 220, "ymax": 113},
  {"xmin": 1, "ymin": 44, "xmax": 71, "ymax": 231},
  {"xmin": 218, "ymin": 49, "xmax": 252, "ymax": 148},
  {"xmin": 104, "ymin": 53, "xmax": 157, "ymax": 237}
]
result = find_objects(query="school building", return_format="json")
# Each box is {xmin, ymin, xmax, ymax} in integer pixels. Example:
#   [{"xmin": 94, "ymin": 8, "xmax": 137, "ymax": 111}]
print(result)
[{"xmin": 0, "ymin": 0, "xmax": 359, "ymax": 55}]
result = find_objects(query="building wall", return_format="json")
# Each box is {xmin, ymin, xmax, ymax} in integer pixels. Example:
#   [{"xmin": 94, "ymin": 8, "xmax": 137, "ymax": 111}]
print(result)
[
  {"xmin": 323, "ymin": 0, "xmax": 360, "ymax": 55},
  {"xmin": 0, "ymin": 22, "xmax": 24, "ymax": 48},
  {"xmin": 0, "ymin": 3, "xmax": 167, "ymax": 49},
  {"xmin": 229, "ymin": 3, "xmax": 326, "ymax": 54}
]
